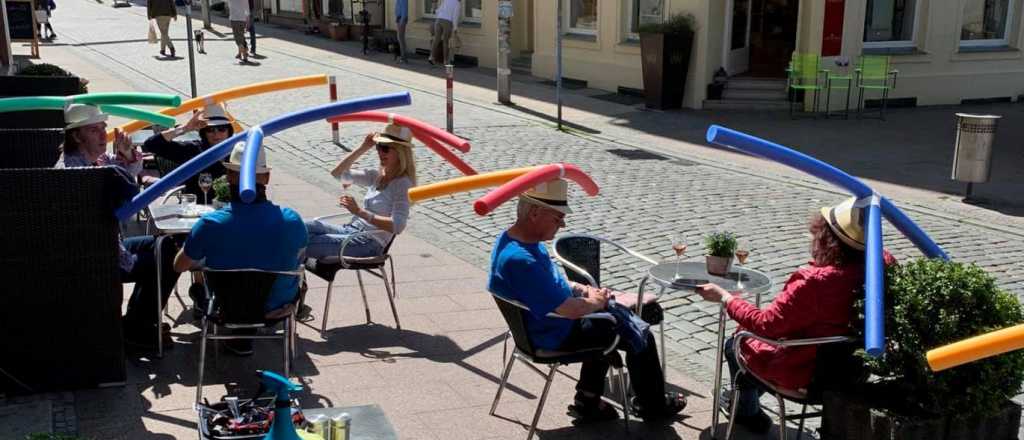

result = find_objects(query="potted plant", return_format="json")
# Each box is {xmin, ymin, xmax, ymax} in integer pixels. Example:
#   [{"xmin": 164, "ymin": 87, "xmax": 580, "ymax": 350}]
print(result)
[
  {"xmin": 704, "ymin": 231, "xmax": 737, "ymax": 276},
  {"xmin": 823, "ymin": 259, "xmax": 1024, "ymax": 439},
  {"xmin": 638, "ymin": 13, "xmax": 696, "ymax": 110},
  {"xmin": 211, "ymin": 175, "xmax": 231, "ymax": 209},
  {"xmin": 0, "ymin": 63, "xmax": 87, "ymax": 128}
]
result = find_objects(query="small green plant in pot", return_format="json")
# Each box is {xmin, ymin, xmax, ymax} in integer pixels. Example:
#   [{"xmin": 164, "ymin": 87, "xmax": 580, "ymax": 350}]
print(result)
[
  {"xmin": 830, "ymin": 259, "xmax": 1024, "ymax": 439},
  {"xmin": 704, "ymin": 231, "xmax": 737, "ymax": 276},
  {"xmin": 212, "ymin": 175, "xmax": 231, "ymax": 208}
]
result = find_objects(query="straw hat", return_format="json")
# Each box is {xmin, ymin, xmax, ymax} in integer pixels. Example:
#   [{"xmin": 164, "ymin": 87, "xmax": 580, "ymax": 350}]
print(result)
[
  {"xmin": 371, "ymin": 123, "xmax": 414, "ymax": 149},
  {"xmin": 520, "ymin": 179, "xmax": 572, "ymax": 215},
  {"xmin": 820, "ymin": 197, "xmax": 865, "ymax": 250},
  {"xmin": 64, "ymin": 104, "xmax": 108, "ymax": 130},
  {"xmin": 201, "ymin": 103, "xmax": 232, "ymax": 127},
  {"xmin": 223, "ymin": 142, "xmax": 271, "ymax": 174}
]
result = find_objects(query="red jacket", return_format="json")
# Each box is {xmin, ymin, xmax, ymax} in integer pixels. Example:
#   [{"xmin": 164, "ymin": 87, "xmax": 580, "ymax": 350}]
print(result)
[{"xmin": 725, "ymin": 252, "xmax": 895, "ymax": 391}]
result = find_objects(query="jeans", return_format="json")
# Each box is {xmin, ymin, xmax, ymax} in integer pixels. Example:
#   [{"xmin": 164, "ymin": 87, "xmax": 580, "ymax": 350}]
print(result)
[
  {"xmin": 430, "ymin": 19, "xmax": 453, "ymax": 64},
  {"xmin": 121, "ymin": 235, "xmax": 182, "ymax": 342},
  {"xmin": 396, "ymin": 17, "xmax": 408, "ymax": 60},
  {"xmin": 558, "ymin": 318, "xmax": 667, "ymax": 413},
  {"xmin": 304, "ymin": 219, "xmax": 384, "ymax": 260},
  {"xmin": 725, "ymin": 336, "xmax": 766, "ymax": 417}
]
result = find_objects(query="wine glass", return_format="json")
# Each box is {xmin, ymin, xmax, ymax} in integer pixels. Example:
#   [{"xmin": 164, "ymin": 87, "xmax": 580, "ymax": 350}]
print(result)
[
  {"xmin": 734, "ymin": 247, "xmax": 750, "ymax": 291},
  {"xmin": 198, "ymin": 173, "xmax": 213, "ymax": 205},
  {"xmin": 339, "ymin": 173, "xmax": 354, "ymax": 197},
  {"xmin": 671, "ymin": 232, "xmax": 687, "ymax": 281}
]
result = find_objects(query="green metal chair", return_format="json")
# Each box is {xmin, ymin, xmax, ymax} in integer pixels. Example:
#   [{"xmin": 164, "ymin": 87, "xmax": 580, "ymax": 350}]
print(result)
[
  {"xmin": 786, "ymin": 52, "xmax": 828, "ymax": 118},
  {"xmin": 824, "ymin": 60, "xmax": 853, "ymax": 119},
  {"xmin": 855, "ymin": 55, "xmax": 899, "ymax": 120}
]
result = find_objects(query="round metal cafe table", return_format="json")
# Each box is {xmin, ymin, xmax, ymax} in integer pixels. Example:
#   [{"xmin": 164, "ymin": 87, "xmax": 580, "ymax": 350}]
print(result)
[{"xmin": 636, "ymin": 261, "xmax": 772, "ymax": 435}]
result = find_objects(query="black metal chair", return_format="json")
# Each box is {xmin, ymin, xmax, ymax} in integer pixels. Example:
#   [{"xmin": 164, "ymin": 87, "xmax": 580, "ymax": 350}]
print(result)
[
  {"xmin": 724, "ymin": 331, "xmax": 860, "ymax": 440},
  {"xmin": 0, "ymin": 128, "xmax": 64, "ymax": 169},
  {"xmin": 194, "ymin": 267, "xmax": 302, "ymax": 404},
  {"xmin": 303, "ymin": 214, "xmax": 400, "ymax": 338},
  {"xmin": 490, "ymin": 292, "xmax": 630, "ymax": 440}
]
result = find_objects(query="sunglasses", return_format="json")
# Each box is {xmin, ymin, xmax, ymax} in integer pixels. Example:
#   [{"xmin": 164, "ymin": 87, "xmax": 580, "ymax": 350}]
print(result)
[
  {"xmin": 376, "ymin": 143, "xmax": 392, "ymax": 153},
  {"xmin": 205, "ymin": 125, "xmax": 230, "ymax": 132}
]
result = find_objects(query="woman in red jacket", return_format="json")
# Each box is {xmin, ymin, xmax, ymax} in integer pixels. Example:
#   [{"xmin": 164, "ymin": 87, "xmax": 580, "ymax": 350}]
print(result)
[{"xmin": 696, "ymin": 197, "xmax": 895, "ymax": 433}]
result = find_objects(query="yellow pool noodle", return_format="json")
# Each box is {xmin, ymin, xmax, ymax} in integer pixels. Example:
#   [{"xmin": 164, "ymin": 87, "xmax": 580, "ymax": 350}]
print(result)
[{"xmin": 927, "ymin": 323, "xmax": 1024, "ymax": 371}]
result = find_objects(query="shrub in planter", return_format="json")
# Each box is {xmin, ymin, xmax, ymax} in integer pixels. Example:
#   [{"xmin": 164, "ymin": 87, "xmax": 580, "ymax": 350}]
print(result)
[
  {"xmin": 704, "ymin": 231, "xmax": 736, "ymax": 276},
  {"xmin": 212, "ymin": 175, "xmax": 231, "ymax": 208},
  {"xmin": 832, "ymin": 259, "xmax": 1024, "ymax": 439},
  {"xmin": 638, "ymin": 13, "xmax": 696, "ymax": 110},
  {"xmin": 1, "ymin": 63, "xmax": 87, "ymax": 128},
  {"xmin": 18, "ymin": 63, "xmax": 89, "ymax": 93}
]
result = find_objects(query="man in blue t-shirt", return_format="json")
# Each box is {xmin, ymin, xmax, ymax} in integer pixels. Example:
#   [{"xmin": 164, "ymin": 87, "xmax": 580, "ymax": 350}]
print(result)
[
  {"xmin": 174, "ymin": 143, "xmax": 307, "ymax": 356},
  {"xmin": 488, "ymin": 179, "xmax": 686, "ymax": 423}
]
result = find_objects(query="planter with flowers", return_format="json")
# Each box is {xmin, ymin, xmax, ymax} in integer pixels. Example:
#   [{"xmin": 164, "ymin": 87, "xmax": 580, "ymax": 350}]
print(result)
[{"xmin": 704, "ymin": 231, "xmax": 737, "ymax": 276}]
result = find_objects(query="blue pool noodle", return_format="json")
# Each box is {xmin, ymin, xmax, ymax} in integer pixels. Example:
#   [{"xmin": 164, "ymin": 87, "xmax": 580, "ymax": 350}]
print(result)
[
  {"xmin": 240, "ymin": 126, "xmax": 265, "ymax": 203},
  {"xmin": 879, "ymin": 197, "xmax": 948, "ymax": 260},
  {"xmin": 115, "ymin": 92, "xmax": 412, "ymax": 220},
  {"xmin": 864, "ymin": 199, "xmax": 885, "ymax": 357}
]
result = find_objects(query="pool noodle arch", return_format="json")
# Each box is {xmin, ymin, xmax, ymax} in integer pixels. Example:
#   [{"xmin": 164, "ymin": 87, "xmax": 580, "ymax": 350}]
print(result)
[
  {"xmin": 107, "ymin": 75, "xmax": 330, "ymax": 141},
  {"xmin": 473, "ymin": 163, "xmax": 599, "ymax": 216},
  {"xmin": 705, "ymin": 125, "xmax": 947, "ymax": 357},
  {"xmin": 115, "ymin": 92, "xmax": 411, "ymax": 220},
  {"xmin": 0, "ymin": 93, "xmax": 181, "ymax": 127},
  {"xmin": 408, "ymin": 167, "xmax": 540, "ymax": 203},
  {"xmin": 240, "ymin": 126, "xmax": 265, "ymax": 203},
  {"xmin": 327, "ymin": 111, "xmax": 471, "ymax": 153}
]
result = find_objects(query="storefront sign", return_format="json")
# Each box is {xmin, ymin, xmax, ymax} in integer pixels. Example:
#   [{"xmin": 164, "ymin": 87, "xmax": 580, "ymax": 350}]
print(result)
[{"xmin": 821, "ymin": 0, "xmax": 844, "ymax": 57}]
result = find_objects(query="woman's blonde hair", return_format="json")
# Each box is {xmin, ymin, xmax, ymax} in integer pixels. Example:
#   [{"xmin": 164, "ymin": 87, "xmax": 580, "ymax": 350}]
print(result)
[{"xmin": 385, "ymin": 143, "xmax": 417, "ymax": 186}]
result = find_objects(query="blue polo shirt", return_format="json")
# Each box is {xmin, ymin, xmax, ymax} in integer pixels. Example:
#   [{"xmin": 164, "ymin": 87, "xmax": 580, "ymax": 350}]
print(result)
[
  {"xmin": 488, "ymin": 231, "xmax": 574, "ymax": 350},
  {"xmin": 184, "ymin": 200, "xmax": 307, "ymax": 312},
  {"xmin": 395, "ymin": 0, "xmax": 408, "ymax": 20}
]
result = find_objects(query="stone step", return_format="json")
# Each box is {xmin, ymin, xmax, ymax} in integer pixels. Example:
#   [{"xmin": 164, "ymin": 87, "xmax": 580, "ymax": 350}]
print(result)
[
  {"xmin": 703, "ymin": 99, "xmax": 790, "ymax": 111},
  {"xmin": 722, "ymin": 88, "xmax": 788, "ymax": 101},
  {"xmin": 725, "ymin": 77, "xmax": 787, "ymax": 91}
]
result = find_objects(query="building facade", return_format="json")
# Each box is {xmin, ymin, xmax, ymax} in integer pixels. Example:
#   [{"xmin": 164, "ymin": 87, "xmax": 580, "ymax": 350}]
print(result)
[{"xmin": 380, "ymin": 0, "xmax": 1024, "ymax": 109}]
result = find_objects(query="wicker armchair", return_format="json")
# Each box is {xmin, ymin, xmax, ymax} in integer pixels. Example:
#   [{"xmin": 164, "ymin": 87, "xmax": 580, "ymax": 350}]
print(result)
[
  {"xmin": 0, "ymin": 167, "xmax": 128, "ymax": 393},
  {"xmin": 0, "ymin": 128, "xmax": 64, "ymax": 169}
]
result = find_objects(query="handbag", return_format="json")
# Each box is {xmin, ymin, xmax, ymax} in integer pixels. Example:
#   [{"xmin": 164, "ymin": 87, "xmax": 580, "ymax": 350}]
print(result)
[{"xmin": 147, "ymin": 19, "xmax": 158, "ymax": 44}]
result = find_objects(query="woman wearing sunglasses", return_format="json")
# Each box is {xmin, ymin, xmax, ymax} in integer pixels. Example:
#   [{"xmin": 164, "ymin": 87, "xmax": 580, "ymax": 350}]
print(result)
[
  {"xmin": 142, "ymin": 103, "xmax": 234, "ymax": 203},
  {"xmin": 305, "ymin": 124, "xmax": 417, "ymax": 260}
]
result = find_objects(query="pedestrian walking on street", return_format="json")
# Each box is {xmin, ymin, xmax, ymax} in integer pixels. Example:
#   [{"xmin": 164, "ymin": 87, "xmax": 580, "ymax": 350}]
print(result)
[
  {"xmin": 228, "ymin": 0, "xmax": 250, "ymax": 63},
  {"xmin": 147, "ymin": 0, "xmax": 177, "ymax": 58},
  {"xmin": 35, "ymin": 0, "xmax": 56, "ymax": 40},
  {"xmin": 428, "ymin": 0, "xmax": 459, "ymax": 66},
  {"xmin": 394, "ymin": 0, "xmax": 408, "ymax": 63}
]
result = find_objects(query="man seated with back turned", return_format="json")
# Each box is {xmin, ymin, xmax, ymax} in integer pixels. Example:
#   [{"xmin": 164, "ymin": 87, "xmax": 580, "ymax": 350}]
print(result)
[
  {"xmin": 487, "ymin": 180, "xmax": 687, "ymax": 423},
  {"xmin": 173, "ymin": 143, "xmax": 307, "ymax": 356}
]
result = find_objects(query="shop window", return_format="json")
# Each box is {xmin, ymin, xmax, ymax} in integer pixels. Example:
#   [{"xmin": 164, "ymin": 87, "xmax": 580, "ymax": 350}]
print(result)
[
  {"xmin": 863, "ymin": 0, "xmax": 918, "ymax": 47},
  {"xmin": 423, "ymin": 0, "xmax": 437, "ymax": 18},
  {"xmin": 624, "ymin": 0, "xmax": 664, "ymax": 40},
  {"xmin": 277, "ymin": 0, "xmax": 301, "ymax": 14},
  {"xmin": 464, "ymin": 0, "xmax": 482, "ymax": 23},
  {"xmin": 564, "ymin": 0, "xmax": 598, "ymax": 36},
  {"xmin": 960, "ymin": 0, "xmax": 1014, "ymax": 46}
]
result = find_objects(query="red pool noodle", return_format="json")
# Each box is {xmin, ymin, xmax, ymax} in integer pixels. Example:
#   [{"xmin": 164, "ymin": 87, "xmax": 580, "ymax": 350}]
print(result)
[
  {"xmin": 328, "ymin": 111, "xmax": 471, "ymax": 153},
  {"xmin": 420, "ymin": 134, "xmax": 478, "ymax": 176},
  {"xmin": 473, "ymin": 163, "xmax": 599, "ymax": 216}
]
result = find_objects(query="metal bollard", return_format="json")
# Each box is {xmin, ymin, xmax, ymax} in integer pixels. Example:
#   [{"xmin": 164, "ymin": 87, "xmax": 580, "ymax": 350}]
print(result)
[
  {"xmin": 329, "ymin": 75, "xmax": 339, "ymax": 144},
  {"xmin": 951, "ymin": 113, "xmax": 1001, "ymax": 200},
  {"xmin": 446, "ymin": 64, "xmax": 454, "ymax": 134}
]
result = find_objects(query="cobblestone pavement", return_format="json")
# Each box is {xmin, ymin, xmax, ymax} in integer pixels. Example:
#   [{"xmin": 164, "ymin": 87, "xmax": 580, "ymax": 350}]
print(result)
[{"xmin": 52, "ymin": 0, "xmax": 1024, "ymax": 424}]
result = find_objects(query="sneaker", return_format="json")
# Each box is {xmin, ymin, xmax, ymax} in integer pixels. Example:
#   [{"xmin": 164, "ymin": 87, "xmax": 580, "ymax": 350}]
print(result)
[
  {"xmin": 567, "ymin": 395, "xmax": 619, "ymax": 423},
  {"xmin": 634, "ymin": 392, "xmax": 687, "ymax": 422},
  {"xmin": 734, "ymin": 410, "xmax": 772, "ymax": 434},
  {"xmin": 224, "ymin": 339, "xmax": 254, "ymax": 356}
]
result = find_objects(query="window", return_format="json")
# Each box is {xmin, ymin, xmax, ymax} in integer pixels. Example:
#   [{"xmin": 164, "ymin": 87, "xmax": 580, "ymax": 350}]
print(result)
[
  {"xmin": 960, "ymin": 0, "xmax": 1014, "ymax": 46},
  {"xmin": 564, "ymin": 0, "xmax": 598, "ymax": 35},
  {"xmin": 624, "ymin": 0, "xmax": 664, "ymax": 40},
  {"xmin": 423, "ymin": 0, "xmax": 437, "ymax": 18},
  {"xmin": 464, "ymin": 0, "xmax": 482, "ymax": 23},
  {"xmin": 863, "ymin": 0, "xmax": 918, "ymax": 47}
]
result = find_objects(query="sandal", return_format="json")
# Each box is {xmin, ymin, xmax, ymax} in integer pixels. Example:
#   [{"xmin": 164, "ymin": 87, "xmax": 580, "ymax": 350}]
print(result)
[
  {"xmin": 632, "ymin": 392, "xmax": 687, "ymax": 422},
  {"xmin": 567, "ymin": 396, "xmax": 619, "ymax": 423}
]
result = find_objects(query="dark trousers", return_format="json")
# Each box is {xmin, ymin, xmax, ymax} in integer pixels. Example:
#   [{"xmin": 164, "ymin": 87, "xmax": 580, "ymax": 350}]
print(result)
[
  {"xmin": 558, "ymin": 319, "xmax": 666, "ymax": 412},
  {"xmin": 725, "ymin": 336, "xmax": 766, "ymax": 416},
  {"xmin": 121, "ymin": 236, "xmax": 181, "ymax": 342},
  {"xmin": 248, "ymin": 16, "xmax": 256, "ymax": 53}
]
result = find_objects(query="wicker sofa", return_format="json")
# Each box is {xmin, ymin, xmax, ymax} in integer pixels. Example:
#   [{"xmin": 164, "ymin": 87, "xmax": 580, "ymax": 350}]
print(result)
[{"xmin": 0, "ymin": 167, "xmax": 127, "ymax": 393}]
